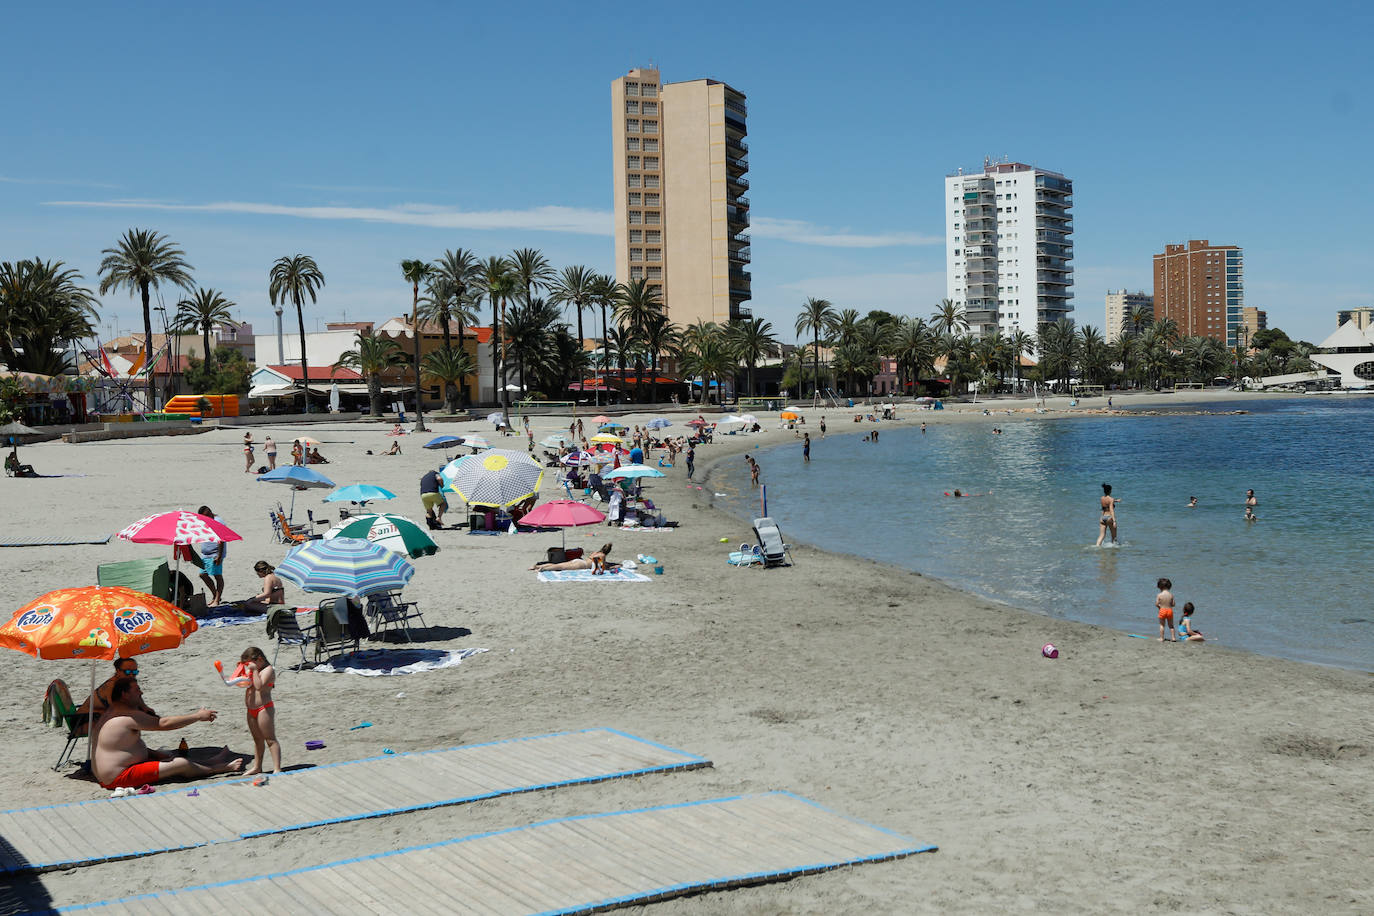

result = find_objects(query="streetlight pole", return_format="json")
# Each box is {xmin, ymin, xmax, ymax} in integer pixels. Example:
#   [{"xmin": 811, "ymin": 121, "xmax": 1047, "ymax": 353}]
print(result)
[{"xmin": 154, "ymin": 305, "xmax": 170, "ymax": 409}]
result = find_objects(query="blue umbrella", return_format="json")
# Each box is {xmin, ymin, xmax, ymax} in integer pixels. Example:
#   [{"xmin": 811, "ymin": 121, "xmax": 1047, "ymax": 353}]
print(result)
[
  {"xmin": 276, "ymin": 537, "xmax": 415, "ymax": 597},
  {"xmin": 324, "ymin": 484, "xmax": 398, "ymax": 507},
  {"xmin": 258, "ymin": 466, "xmax": 336, "ymax": 518},
  {"xmin": 423, "ymin": 435, "xmax": 463, "ymax": 450},
  {"xmin": 646, "ymin": 418, "xmax": 671, "ymax": 429}
]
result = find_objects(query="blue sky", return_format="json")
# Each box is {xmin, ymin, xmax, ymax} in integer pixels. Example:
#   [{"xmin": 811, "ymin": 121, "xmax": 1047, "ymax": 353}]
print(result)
[{"xmin": 2, "ymin": 1, "xmax": 1369, "ymax": 347}]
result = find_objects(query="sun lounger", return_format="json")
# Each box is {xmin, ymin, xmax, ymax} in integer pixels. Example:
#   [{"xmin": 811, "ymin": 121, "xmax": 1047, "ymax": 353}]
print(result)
[{"xmin": 753, "ymin": 516, "xmax": 794, "ymax": 567}]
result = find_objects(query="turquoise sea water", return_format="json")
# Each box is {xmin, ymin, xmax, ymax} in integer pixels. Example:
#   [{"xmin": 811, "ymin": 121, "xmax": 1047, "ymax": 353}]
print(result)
[{"xmin": 710, "ymin": 397, "xmax": 1374, "ymax": 671}]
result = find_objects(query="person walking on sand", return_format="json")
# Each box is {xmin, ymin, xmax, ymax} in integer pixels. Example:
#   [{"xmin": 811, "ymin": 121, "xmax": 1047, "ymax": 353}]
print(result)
[
  {"xmin": 803, "ymin": 433, "xmax": 811, "ymax": 463},
  {"xmin": 264, "ymin": 436, "xmax": 277, "ymax": 470},
  {"xmin": 197, "ymin": 506, "xmax": 227, "ymax": 606},
  {"xmin": 242, "ymin": 433, "xmax": 254, "ymax": 473},
  {"xmin": 1096, "ymin": 483, "xmax": 1120, "ymax": 547},
  {"xmin": 239, "ymin": 647, "xmax": 280, "ymax": 775},
  {"xmin": 819, "ymin": 417, "xmax": 826, "ymax": 438},
  {"xmin": 1156, "ymin": 577, "xmax": 1177, "ymax": 642},
  {"xmin": 685, "ymin": 444, "xmax": 695, "ymax": 479}
]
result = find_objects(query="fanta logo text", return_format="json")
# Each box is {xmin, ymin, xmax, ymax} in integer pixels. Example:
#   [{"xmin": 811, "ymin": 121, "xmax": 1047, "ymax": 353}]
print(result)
[
  {"xmin": 114, "ymin": 607, "xmax": 156, "ymax": 636},
  {"xmin": 16, "ymin": 609, "xmax": 55, "ymax": 631}
]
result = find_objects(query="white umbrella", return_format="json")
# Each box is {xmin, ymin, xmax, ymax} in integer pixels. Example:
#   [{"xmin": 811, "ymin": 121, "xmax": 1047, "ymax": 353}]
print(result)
[
  {"xmin": 0, "ymin": 421, "xmax": 40, "ymax": 437},
  {"xmin": 329, "ymin": 383, "xmax": 340, "ymax": 413}
]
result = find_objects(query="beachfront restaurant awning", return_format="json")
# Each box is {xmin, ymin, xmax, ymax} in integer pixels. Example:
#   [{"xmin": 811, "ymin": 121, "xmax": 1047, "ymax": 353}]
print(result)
[{"xmin": 248, "ymin": 385, "xmax": 298, "ymax": 398}]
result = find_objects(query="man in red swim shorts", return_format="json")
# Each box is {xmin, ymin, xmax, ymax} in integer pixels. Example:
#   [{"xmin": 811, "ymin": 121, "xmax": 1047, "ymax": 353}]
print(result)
[{"xmin": 92, "ymin": 679, "xmax": 243, "ymax": 790}]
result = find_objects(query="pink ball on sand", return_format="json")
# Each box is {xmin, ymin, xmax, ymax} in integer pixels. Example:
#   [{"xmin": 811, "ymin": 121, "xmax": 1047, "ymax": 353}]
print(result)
[{"xmin": 1042, "ymin": 644, "xmax": 1059, "ymax": 659}]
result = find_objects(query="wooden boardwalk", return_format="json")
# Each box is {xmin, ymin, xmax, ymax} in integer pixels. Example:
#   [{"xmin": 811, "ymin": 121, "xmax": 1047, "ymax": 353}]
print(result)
[
  {"xmin": 0, "ymin": 729, "xmax": 708, "ymax": 875},
  {"xmin": 69, "ymin": 792, "xmax": 936, "ymax": 914},
  {"xmin": 0, "ymin": 534, "xmax": 111, "ymax": 547}
]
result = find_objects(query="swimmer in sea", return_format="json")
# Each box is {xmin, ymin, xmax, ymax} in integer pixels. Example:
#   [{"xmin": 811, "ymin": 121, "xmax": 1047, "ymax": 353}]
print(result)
[
  {"xmin": 1187, "ymin": 496, "xmax": 1198, "ymax": 508},
  {"xmin": 1244, "ymin": 506, "xmax": 1258, "ymax": 522}
]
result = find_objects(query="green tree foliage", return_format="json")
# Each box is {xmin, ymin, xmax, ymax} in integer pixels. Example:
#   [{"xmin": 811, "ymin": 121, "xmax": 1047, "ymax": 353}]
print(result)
[
  {"xmin": 334, "ymin": 331, "xmax": 405, "ymax": 418},
  {"xmin": 172, "ymin": 288, "xmax": 235, "ymax": 371},
  {"xmin": 400, "ymin": 259, "xmax": 433, "ymax": 431},
  {"xmin": 0, "ymin": 259, "xmax": 98, "ymax": 374},
  {"xmin": 182, "ymin": 347, "xmax": 251, "ymax": 395},
  {"xmin": 98, "ymin": 229, "xmax": 194, "ymax": 380},
  {"xmin": 268, "ymin": 254, "xmax": 325, "ymax": 409}
]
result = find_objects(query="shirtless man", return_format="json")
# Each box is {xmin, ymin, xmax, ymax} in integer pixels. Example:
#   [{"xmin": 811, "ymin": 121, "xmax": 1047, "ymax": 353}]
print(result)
[{"xmin": 92, "ymin": 679, "xmax": 242, "ymax": 790}]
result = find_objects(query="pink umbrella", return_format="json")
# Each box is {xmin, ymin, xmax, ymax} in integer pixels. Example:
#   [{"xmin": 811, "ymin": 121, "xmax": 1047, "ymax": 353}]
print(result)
[
  {"xmin": 590, "ymin": 415, "xmax": 611, "ymax": 424},
  {"xmin": 519, "ymin": 500, "xmax": 606, "ymax": 549},
  {"xmin": 117, "ymin": 510, "xmax": 242, "ymax": 604}
]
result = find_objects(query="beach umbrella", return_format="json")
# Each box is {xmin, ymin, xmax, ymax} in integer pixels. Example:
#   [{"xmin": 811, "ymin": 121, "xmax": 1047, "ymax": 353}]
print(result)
[
  {"xmin": 258, "ymin": 465, "xmax": 335, "ymax": 518},
  {"xmin": 0, "ymin": 421, "xmax": 40, "ymax": 436},
  {"xmin": 739, "ymin": 414, "xmax": 758, "ymax": 424},
  {"xmin": 460, "ymin": 435, "xmax": 491, "ymax": 450},
  {"xmin": 590, "ymin": 415, "xmax": 611, "ymax": 424},
  {"xmin": 686, "ymin": 418, "xmax": 709, "ymax": 427},
  {"xmin": 597, "ymin": 422, "xmax": 627, "ymax": 431},
  {"xmin": 718, "ymin": 416, "xmax": 747, "ymax": 426},
  {"xmin": 519, "ymin": 500, "xmax": 605, "ymax": 550},
  {"xmin": 560, "ymin": 450, "xmax": 597, "ymax": 467},
  {"xmin": 116, "ymin": 510, "xmax": 243, "ymax": 605},
  {"xmin": 0, "ymin": 585, "xmax": 200, "ymax": 748},
  {"xmin": 590, "ymin": 433, "xmax": 623, "ymax": 445},
  {"xmin": 442, "ymin": 448, "xmax": 544, "ymax": 508},
  {"xmin": 329, "ymin": 384, "xmax": 340, "ymax": 414},
  {"xmin": 485, "ymin": 412, "xmax": 507, "ymax": 426},
  {"xmin": 540, "ymin": 433, "xmax": 572, "ymax": 448},
  {"xmin": 423, "ymin": 435, "xmax": 463, "ymax": 451},
  {"xmin": 780, "ymin": 411, "xmax": 800, "ymax": 420},
  {"xmin": 276, "ymin": 537, "xmax": 415, "ymax": 597},
  {"xmin": 646, "ymin": 418, "xmax": 671, "ymax": 429},
  {"xmin": 324, "ymin": 514, "xmax": 438, "ymax": 559},
  {"xmin": 324, "ymin": 484, "xmax": 397, "ymax": 507},
  {"xmin": 603, "ymin": 464, "xmax": 665, "ymax": 481}
]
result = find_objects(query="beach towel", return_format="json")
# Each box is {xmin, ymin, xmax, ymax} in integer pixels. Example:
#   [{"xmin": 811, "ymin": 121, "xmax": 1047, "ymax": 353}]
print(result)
[
  {"xmin": 538, "ymin": 568, "xmax": 651, "ymax": 583},
  {"xmin": 313, "ymin": 647, "xmax": 488, "ymax": 676},
  {"xmin": 197, "ymin": 612, "xmax": 268, "ymax": 629}
]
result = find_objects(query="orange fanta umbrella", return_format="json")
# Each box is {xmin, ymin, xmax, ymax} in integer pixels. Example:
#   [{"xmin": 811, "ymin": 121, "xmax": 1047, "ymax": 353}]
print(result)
[{"xmin": 0, "ymin": 586, "xmax": 200, "ymax": 753}]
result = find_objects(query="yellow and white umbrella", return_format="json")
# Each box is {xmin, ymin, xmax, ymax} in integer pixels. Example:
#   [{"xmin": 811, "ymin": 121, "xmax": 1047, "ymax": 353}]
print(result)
[{"xmin": 441, "ymin": 449, "xmax": 544, "ymax": 508}]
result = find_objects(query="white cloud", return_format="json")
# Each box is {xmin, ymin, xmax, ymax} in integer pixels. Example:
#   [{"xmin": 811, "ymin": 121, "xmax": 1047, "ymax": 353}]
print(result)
[
  {"xmin": 44, "ymin": 198, "xmax": 613, "ymax": 236},
  {"xmin": 752, "ymin": 217, "xmax": 941, "ymax": 248}
]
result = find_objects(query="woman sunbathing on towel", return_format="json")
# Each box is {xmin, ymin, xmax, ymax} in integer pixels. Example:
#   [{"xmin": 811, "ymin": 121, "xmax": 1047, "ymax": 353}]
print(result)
[{"xmin": 530, "ymin": 543, "xmax": 618, "ymax": 573}]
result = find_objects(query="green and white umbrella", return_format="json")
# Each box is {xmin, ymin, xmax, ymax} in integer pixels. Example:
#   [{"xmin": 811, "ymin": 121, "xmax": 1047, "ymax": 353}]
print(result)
[
  {"xmin": 442, "ymin": 448, "xmax": 544, "ymax": 508},
  {"xmin": 323, "ymin": 514, "xmax": 439, "ymax": 559}
]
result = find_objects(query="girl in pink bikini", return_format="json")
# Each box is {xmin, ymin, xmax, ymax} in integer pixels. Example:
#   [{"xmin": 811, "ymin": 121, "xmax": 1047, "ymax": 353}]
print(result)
[{"xmin": 239, "ymin": 646, "xmax": 280, "ymax": 775}]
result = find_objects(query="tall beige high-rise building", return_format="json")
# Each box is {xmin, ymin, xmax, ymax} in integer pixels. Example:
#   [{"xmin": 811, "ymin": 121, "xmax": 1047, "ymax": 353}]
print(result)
[
  {"xmin": 612, "ymin": 68, "xmax": 751, "ymax": 327},
  {"xmin": 1104, "ymin": 290, "xmax": 1153, "ymax": 342}
]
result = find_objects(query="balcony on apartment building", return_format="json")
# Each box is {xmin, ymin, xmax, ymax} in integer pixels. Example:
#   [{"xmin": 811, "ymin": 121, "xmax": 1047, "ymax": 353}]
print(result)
[
  {"xmin": 1036, "ymin": 242, "xmax": 1073, "ymax": 259},
  {"xmin": 727, "ymin": 175, "xmax": 749, "ymax": 193},
  {"xmin": 1037, "ymin": 285, "xmax": 1072, "ymax": 298},
  {"xmin": 725, "ymin": 135, "xmax": 749, "ymax": 157},
  {"xmin": 724, "ymin": 103, "xmax": 747, "ymax": 131},
  {"xmin": 1035, "ymin": 206, "xmax": 1071, "ymax": 223},
  {"xmin": 730, "ymin": 303, "xmax": 753, "ymax": 320},
  {"xmin": 732, "ymin": 231, "xmax": 751, "ymax": 245},
  {"xmin": 727, "ymin": 206, "xmax": 750, "ymax": 228},
  {"xmin": 1035, "ymin": 175, "xmax": 1072, "ymax": 193},
  {"xmin": 729, "ymin": 245, "xmax": 751, "ymax": 264},
  {"xmin": 1036, "ymin": 229, "xmax": 1072, "ymax": 244},
  {"xmin": 726, "ymin": 154, "xmax": 749, "ymax": 176}
]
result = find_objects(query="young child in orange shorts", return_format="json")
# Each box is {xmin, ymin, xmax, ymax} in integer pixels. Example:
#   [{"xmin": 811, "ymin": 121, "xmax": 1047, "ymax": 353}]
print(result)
[{"xmin": 1155, "ymin": 577, "xmax": 1177, "ymax": 642}]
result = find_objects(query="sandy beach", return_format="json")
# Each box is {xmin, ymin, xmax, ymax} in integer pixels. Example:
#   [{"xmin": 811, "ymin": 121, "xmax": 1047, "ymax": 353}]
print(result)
[{"xmin": 1, "ymin": 389, "xmax": 1369, "ymax": 914}]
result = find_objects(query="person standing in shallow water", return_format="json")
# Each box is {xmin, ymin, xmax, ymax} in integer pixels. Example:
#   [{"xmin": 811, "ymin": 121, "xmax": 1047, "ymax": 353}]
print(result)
[
  {"xmin": 1096, "ymin": 483, "xmax": 1120, "ymax": 547},
  {"xmin": 802, "ymin": 433, "xmax": 811, "ymax": 463}
]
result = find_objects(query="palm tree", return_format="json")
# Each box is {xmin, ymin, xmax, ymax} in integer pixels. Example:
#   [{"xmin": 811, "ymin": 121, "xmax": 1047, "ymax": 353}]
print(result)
[
  {"xmin": 1008, "ymin": 329, "xmax": 1035, "ymax": 391},
  {"xmin": 794, "ymin": 297, "xmax": 837, "ymax": 402},
  {"xmin": 1037, "ymin": 318, "xmax": 1079, "ymax": 391},
  {"xmin": 603, "ymin": 326, "xmax": 637, "ymax": 404},
  {"xmin": 504, "ymin": 298, "xmax": 562, "ymax": 398},
  {"xmin": 680, "ymin": 320, "xmax": 721, "ymax": 404},
  {"xmin": 892, "ymin": 317, "xmax": 935, "ymax": 395},
  {"xmin": 422, "ymin": 346, "xmax": 477, "ymax": 413},
  {"xmin": 400, "ymin": 259, "xmax": 434, "ymax": 431},
  {"xmin": 1077, "ymin": 325, "xmax": 1110, "ymax": 385},
  {"xmin": 333, "ymin": 332, "xmax": 405, "ymax": 418},
  {"xmin": 510, "ymin": 248, "xmax": 556, "ymax": 306},
  {"xmin": 98, "ymin": 229, "xmax": 194, "ymax": 399},
  {"xmin": 930, "ymin": 299, "xmax": 969, "ymax": 337},
  {"xmin": 680, "ymin": 327, "xmax": 736, "ymax": 406},
  {"xmin": 833, "ymin": 309, "xmax": 863, "ymax": 349},
  {"xmin": 588, "ymin": 273, "xmax": 623, "ymax": 405},
  {"xmin": 267, "ymin": 254, "xmax": 326, "ymax": 410},
  {"xmin": 547, "ymin": 265, "xmax": 597, "ymax": 351},
  {"xmin": 640, "ymin": 312, "xmax": 681, "ymax": 405},
  {"xmin": 0, "ymin": 259, "xmax": 98, "ymax": 375},
  {"xmin": 172, "ymin": 288, "xmax": 235, "ymax": 370},
  {"xmin": 428, "ymin": 248, "xmax": 481, "ymax": 404},
  {"xmin": 476, "ymin": 257, "xmax": 518, "ymax": 422},
  {"xmin": 615, "ymin": 278, "xmax": 665, "ymax": 401},
  {"xmin": 725, "ymin": 318, "xmax": 779, "ymax": 398}
]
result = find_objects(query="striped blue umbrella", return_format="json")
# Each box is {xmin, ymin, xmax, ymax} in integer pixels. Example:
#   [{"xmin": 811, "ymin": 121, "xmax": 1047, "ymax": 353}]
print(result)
[
  {"xmin": 423, "ymin": 435, "xmax": 463, "ymax": 450},
  {"xmin": 276, "ymin": 537, "xmax": 415, "ymax": 597}
]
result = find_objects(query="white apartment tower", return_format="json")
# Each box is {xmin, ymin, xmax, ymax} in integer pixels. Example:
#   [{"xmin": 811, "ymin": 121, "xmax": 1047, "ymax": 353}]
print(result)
[
  {"xmin": 945, "ymin": 159, "xmax": 1073, "ymax": 337},
  {"xmin": 1105, "ymin": 290, "xmax": 1154, "ymax": 342}
]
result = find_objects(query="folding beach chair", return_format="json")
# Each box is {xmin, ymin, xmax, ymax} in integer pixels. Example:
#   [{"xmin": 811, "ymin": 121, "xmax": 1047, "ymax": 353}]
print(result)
[
  {"xmin": 315, "ymin": 597, "xmax": 368, "ymax": 662},
  {"xmin": 42, "ymin": 679, "xmax": 85, "ymax": 770},
  {"xmin": 365, "ymin": 591, "xmax": 426, "ymax": 642},
  {"xmin": 266, "ymin": 606, "xmax": 315, "ymax": 669},
  {"xmin": 752, "ymin": 517, "xmax": 794, "ymax": 568}
]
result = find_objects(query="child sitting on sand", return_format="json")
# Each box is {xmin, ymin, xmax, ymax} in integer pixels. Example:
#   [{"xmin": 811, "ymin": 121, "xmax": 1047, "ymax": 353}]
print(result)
[{"xmin": 1179, "ymin": 602, "xmax": 1205, "ymax": 641}]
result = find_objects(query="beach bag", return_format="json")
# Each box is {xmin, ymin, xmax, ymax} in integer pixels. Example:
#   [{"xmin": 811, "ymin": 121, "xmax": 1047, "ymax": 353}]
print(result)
[{"xmin": 546, "ymin": 547, "xmax": 567, "ymax": 564}]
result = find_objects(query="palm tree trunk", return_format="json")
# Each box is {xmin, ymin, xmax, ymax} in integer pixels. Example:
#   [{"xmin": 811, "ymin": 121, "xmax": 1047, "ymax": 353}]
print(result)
[
  {"xmin": 411, "ymin": 282, "xmax": 427, "ymax": 432},
  {"xmin": 140, "ymin": 282, "xmax": 154, "ymax": 408},
  {"xmin": 498, "ymin": 297, "xmax": 510, "ymax": 426},
  {"xmin": 455, "ymin": 317, "xmax": 467, "ymax": 408},
  {"xmin": 202, "ymin": 327, "xmax": 213, "ymax": 372},
  {"xmin": 575, "ymin": 304, "xmax": 585, "ymax": 357},
  {"xmin": 813, "ymin": 330, "xmax": 820, "ymax": 402},
  {"xmin": 369, "ymin": 374, "xmax": 382, "ymax": 417},
  {"xmin": 650, "ymin": 351, "xmax": 658, "ymax": 405},
  {"xmin": 598, "ymin": 305, "xmax": 608, "ymax": 408},
  {"xmin": 491, "ymin": 301, "xmax": 500, "ymax": 409},
  {"xmin": 295, "ymin": 297, "xmax": 310, "ymax": 413},
  {"xmin": 439, "ymin": 309, "xmax": 454, "ymax": 413}
]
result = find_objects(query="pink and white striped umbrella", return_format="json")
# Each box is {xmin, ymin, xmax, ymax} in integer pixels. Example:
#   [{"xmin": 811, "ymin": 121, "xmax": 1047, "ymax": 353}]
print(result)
[{"xmin": 117, "ymin": 510, "xmax": 242, "ymax": 546}]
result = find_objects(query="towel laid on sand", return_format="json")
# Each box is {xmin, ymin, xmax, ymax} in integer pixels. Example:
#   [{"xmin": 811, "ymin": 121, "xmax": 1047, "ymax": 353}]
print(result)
[
  {"xmin": 313, "ymin": 647, "xmax": 488, "ymax": 676},
  {"xmin": 538, "ymin": 568, "xmax": 652, "ymax": 583}
]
